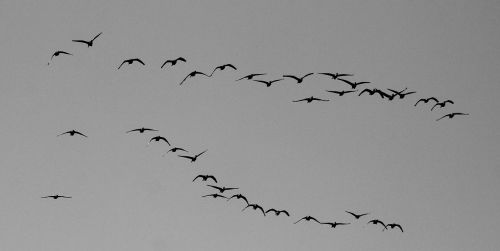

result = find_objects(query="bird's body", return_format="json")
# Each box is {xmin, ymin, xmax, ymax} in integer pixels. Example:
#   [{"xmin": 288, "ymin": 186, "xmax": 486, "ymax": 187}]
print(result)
[
  {"xmin": 253, "ymin": 79, "xmax": 284, "ymax": 87},
  {"xmin": 265, "ymin": 209, "xmax": 290, "ymax": 217},
  {"xmin": 368, "ymin": 219, "xmax": 387, "ymax": 230},
  {"xmin": 57, "ymin": 130, "xmax": 87, "ymax": 138},
  {"xmin": 345, "ymin": 211, "xmax": 369, "ymax": 219},
  {"xmin": 178, "ymin": 150, "xmax": 208, "ymax": 162},
  {"xmin": 149, "ymin": 136, "xmax": 170, "ymax": 146},
  {"xmin": 161, "ymin": 57, "xmax": 186, "ymax": 68},
  {"xmin": 41, "ymin": 194, "xmax": 71, "ymax": 199},
  {"xmin": 414, "ymin": 97, "xmax": 439, "ymax": 107},
  {"xmin": 72, "ymin": 32, "xmax": 102, "ymax": 47},
  {"xmin": 321, "ymin": 222, "xmax": 350, "ymax": 228},
  {"xmin": 118, "ymin": 58, "xmax": 145, "ymax": 69},
  {"xmin": 202, "ymin": 193, "xmax": 227, "ymax": 199},
  {"xmin": 436, "ymin": 112, "xmax": 469, "ymax": 121},
  {"xmin": 292, "ymin": 96, "xmax": 329, "ymax": 103},
  {"xmin": 207, "ymin": 185, "xmax": 238, "ymax": 193},
  {"xmin": 318, "ymin": 72, "xmax": 353, "ymax": 79},
  {"xmin": 242, "ymin": 203, "xmax": 266, "ymax": 216},
  {"xmin": 386, "ymin": 223, "xmax": 404, "ymax": 232},
  {"xmin": 126, "ymin": 127, "xmax": 158, "ymax": 134},
  {"xmin": 236, "ymin": 73, "xmax": 266, "ymax": 81},
  {"xmin": 294, "ymin": 216, "xmax": 321, "ymax": 224},
  {"xmin": 193, "ymin": 175, "xmax": 218, "ymax": 183},
  {"xmin": 210, "ymin": 64, "xmax": 237, "ymax": 76},
  {"xmin": 227, "ymin": 194, "xmax": 249, "ymax": 204},
  {"xmin": 179, "ymin": 71, "xmax": 210, "ymax": 85},
  {"xmin": 325, "ymin": 90, "xmax": 357, "ymax": 96},
  {"xmin": 431, "ymin": 100, "xmax": 454, "ymax": 111},
  {"xmin": 282, "ymin": 73, "xmax": 314, "ymax": 83}
]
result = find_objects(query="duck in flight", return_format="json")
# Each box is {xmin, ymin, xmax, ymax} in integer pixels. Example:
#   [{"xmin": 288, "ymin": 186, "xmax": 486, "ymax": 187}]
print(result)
[
  {"xmin": 345, "ymin": 211, "xmax": 369, "ymax": 219},
  {"xmin": 192, "ymin": 175, "xmax": 218, "ymax": 183},
  {"xmin": 325, "ymin": 90, "xmax": 357, "ymax": 96},
  {"xmin": 226, "ymin": 194, "xmax": 249, "ymax": 204},
  {"xmin": 118, "ymin": 58, "xmax": 145, "ymax": 69},
  {"xmin": 202, "ymin": 193, "xmax": 227, "ymax": 199},
  {"xmin": 431, "ymin": 100, "xmax": 454, "ymax": 111},
  {"xmin": 321, "ymin": 222, "xmax": 350, "ymax": 228},
  {"xmin": 414, "ymin": 97, "xmax": 439, "ymax": 107},
  {"xmin": 253, "ymin": 79, "xmax": 284, "ymax": 87},
  {"xmin": 72, "ymin": 32, "xmax": 102, "ymax": 47},
  {"xmin": 42, "ymin": 194, "xmax": 71, "ymax": 199},
  {"xmin": 436, "ymin": 112, "xmax": 469, "ymax": 121},
  {"xmin": 242, "ymin": 203, "xmax": 266, "ymax": 216},
  {"xmin": 236, "ymin": 73, "xmax": 266, "ymax": 81},
  {"xmin": 149, "ymin": 136, "xmax": 170, "ymax": 146},
  {"xmin": 161, "ymin": 57, "xmax": 186, "ymax": 68},
  {"xmin": 179, "ymin": 71, "xmax": 210, "ymax": 85},
  {"xmin": 207, "ymin": 185, "xmax": 238, "ymax": 193},
  {"xmin": 292, "ymin": 96, "xmax": 329, "ymax": 103},
  {"xmin": 294, "ymin": 216, "xmax": 321, "ymax": 224},
  {"xmin": 265, "ymin": 209, "xmax": 290, "ymax": 217},
  {"xmin": 57, "ymin": 130, "xmax": 87, "ymax": 138},
  {"xmin": 178, "ymin": 149, "xmax": 207, "ymax": 162},
  {"xmin": 210, "ymin": 64, "xmax": 237, "ymax": 77},
  {"xmin": 367, "ymin": 219, "xmax": 387, "ymax": 230},
  {"xmin": 337, "ymin": 78, "xmax": 370, "ymax": 89},
  {"xmin": 386, "ymin": 223, "xmax": 404, "ymax": 232},
  {"xmin": 282, "ymin": 73, "xmax": 314, "ymax": 84},
  {"xmin": 318, "ymin": 72, "xmax": 353, "ymax": 80},
  {"xmin": 126, "ymin": 127, "xmax": 158, "ymax": 134}
]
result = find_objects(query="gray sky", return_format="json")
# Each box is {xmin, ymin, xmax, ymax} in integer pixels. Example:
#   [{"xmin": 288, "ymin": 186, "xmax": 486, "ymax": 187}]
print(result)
[{"xmin": 1, "ymin": 0, "xmax": 499, "ymax": 250}]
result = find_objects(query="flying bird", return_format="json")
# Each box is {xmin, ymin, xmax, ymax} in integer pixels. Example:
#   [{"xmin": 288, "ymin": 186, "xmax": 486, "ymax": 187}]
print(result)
[
  {"xmin": 242, "ymin": 203, "xmax": 266, "ymax": 216},
  {"xmin": 207, "ymin": 185, "xmax": 238, "ymax": 193},
  {"xmin": 318, "ymin": 72, "xmax": 353, "ymax": 79},
  {"xmin": 178, "ymin": 149, "xmax": 208, "ymax": 162},
  {"xmin": 236, "ymin": 73, "xmax": 266, "ymax": 81},
  {"xmin": 325, "ymin": 90, "xmax": 357, "ymax": 96},
  {"xmin": 431, "ymin": 100, "xmax": 455, "ymax": 111},
  {"xmin": 265, "ymin": 209, "xmax": 290, "ymax": 217},
  {"xmin": 337, "ymin": 78, "xmax": 370, "ymax": 89},
  {"xmin": 126, "ymin": 127, "xmax": 158, "ymax": 134},
  {"xmin": 202, "ymin": 193, "xmax": 227, "ymax": 199},
  {"xmin": 282, "ymin": 73, "xmax": 314, "ymax": 84},
  {"xmin": 41, "ymin": 194, "xmax": 71, "ymax": 199},
  {"xmin": 292, "ymin": 96, "xmax": 329, "ymax": 103},
  {"xmin": 321, "ymin": 222, "xmax": 350, "ymax": 228},
  {"xmin": 386, "ymin": 223, "xmax": 404, "ymax": 232},
  {"xmin": 57, "ymin": 130, "xmax": 87, "ymax": 138},
  {"xmin": 226, "ymin": 194, "xmax": 249, "ymax": 205},
  {"xmin": 358, "ymin": 88, "xmax": 387, "ymax": 99},
  {"xmin": 162, "ymin": 147, "xmax": 188, "ymax": 156},
  {"xmin": 192, "ymin": 175, "xmax": 218, "ymax": 183},
  {"xmin": 161, "ymin": 57, "xmax": 186, "ymax": 68},
  {"xmin": 253, "ymin": 79, "xmax": 284, "ymax": 87},
  {"xmin": 345, "ymin": 211, "xmax": 369, "ymax": 219},
  {"xmin": 50, "ymin": 50, "xmax": 72, "ymax": 61},
  {"xmin": 367, "ymin": 219, "xmax": 387, "ymax": 230},
  {"xmin": 149, "ymin": 136, "xmax": 170, "ymax": 146},
  {"xmin": 414, "ymin": 97, "xmax": 439, "ymax": 107},
  {"xmin": 118, "ymin": 58, "xmax": 145, "ymax": 69},
  {"xmin": 387, "ymin": 88, "xmax": 416, "ymax": 99},
  {"xmin": 294, "ymin": 216, "xmax": 321, "ymax": 224},
  {"xmin": 179, "ymin": 71, "xmax": 210, "ymax": 85},
  {"xmin": 210, "ymin": 64, "xmax": 237, "ymax": 77},
  {"xmin": 72, "ymin": 32, "xmax": 102, "ymax": 47},
  {"xmin": 436, "ymin": 112, "xmax": 469, "ymax": 121}
]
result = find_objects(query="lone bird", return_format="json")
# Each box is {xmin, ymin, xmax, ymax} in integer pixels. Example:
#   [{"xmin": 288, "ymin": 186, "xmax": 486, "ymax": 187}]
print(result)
[
  {"xmin": 192, "ymin": 175, "xmax": 218, "ymax": 183},
  {"xmin": 282, "ymin": 73, "xmax": 314, "ymax": 84},
  {"xmin": 325, "ymin": 90, "xmax": 357, "ymax": 96},
  {"xmin": 386, "ymin": 223, "xmax": 404, "ymax": 232},
  {"xmin": 42, "ymin": 194, "xmax": 71, "ymax": 199},
  {"xmin": 179, "ymin": 71, "xmax": 210, "ymax": 85},
  {"xmin": 161, "ymin": 57, "xmax": 186, "ymax": 68},
  {"xmin": 253, "ymin": 79, "xmax": 284, "ymax": 87},
  {"xmin": 345, "ymin": 211, "xmax": 369, "ymax": 219},
  {"xmin": 431, "ymin": 100, "xmax": 454, "ymax": 111},
  {"xmin": 236, "ymin": 73, "xmax": 266, "ymax": 81},
  {"xmin": 126, "ymin": 127, "xmax": 158, "ymax": 134},
  {"xmin": 242, "ymin": 203, "xmax": 266, "ymax": 216},
  {"xmin": 202, "ymin": 193, "xmax": 227, "ymax": 199},
  {"xmin": 414, "ymin": 97, "xmax": 439, "ymax": 107},
  {"xmin": 118, "ymin": 58, "xmax": 145, "ymax": 69},
  {"xmin": 72, "ymin": 32, "xmax": 102, "ymax": 47},
  {"xmin": 149, "ymin": 136, "xmax": 170, "ymax": 146},
  {"xmin": 50, "ymin": 51, "xmax": 72, "ymax": 63},
  {"xmin": 294, "ymin": 216, "xmax": 321, "ymax": 224},
  {"xmin": 436, "ymin": 112, "xmax": 469, "ymax": 121},
  {"xmin": 210, "ymin": 64, "xmax": 237, "ymax": 77},
  {"xmin": 321, "ymin": 222, "xmax": 350, "ymax": 228},
  {"xmin": 367, "ymin": 219, "xmax": 387, "ymax": 230},
  {"xmin": 265, "ymin": 209, "xmax": 290, "ymax": 217},
  {"xmin": 226, "ymin": 194, "xmax": 249, "ymax": 205},
  {"xmin": 178, "ymin": 150, "xmax": 208, "ymax": 162},
  {"xmin": 337, "ymin": 78, "xmax": 370, "ymax": 89},
  {"xmin": 292, "ymin": 96, "xmax": 329, "ymax": 103},
  {"xmin": 318, "ymin": 72, "xmax": 353, "ymax": 80},
  {"xmin": 57, "ymin": 130, "xmax": 87, "ymax": 138},
  {"xmin": 207, "ymin": 185, "xmax": 238, "ymax": 193}
]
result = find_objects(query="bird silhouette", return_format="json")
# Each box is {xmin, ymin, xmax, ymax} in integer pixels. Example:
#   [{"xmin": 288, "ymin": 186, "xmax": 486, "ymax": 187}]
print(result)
[
  {"xmin": 325, "ymin": 90, "xmax": 357, "ymax": 96},
  {"xmin": 149, "ymin": 136, "xmax": 170, "ymax": 146},
  {"xmin": 436, "ymin": 112, "xmax": 469, "ymax": 121},
  {"xmin": 337, "ymin": 78, "xmax": 370, "ymax": 89},
  {"xmin": 282, "ymin": 73, "xmax": 314, "ymax": 84},
  {"xmin": 118, "ymin": 58, "xmax": 145, "ymax": 69},
  {"xmin": 294, "ymin": 216, "xmax": 321, "ymax": 224},
  {"xmin": 57, "ymin": 130, "xmax": 87, "ymax": 138},
  {"xmin": 387, "ymin": 88, "xmax": 416, "ymax": 99},
  {"xmin": 386, "ymin": 223, "xmax": 404, "ymax": 232},
  {"xmin": 72, "ymin": 32, "xmax": 102, "ymax": 47},
  {"xmin": 321, "ymin": 222, "xmax": 350, "ymax": 228},
  {"xmin": 265, "ymin": 209, "xmax": 290, "ymax": 217},
  {"xmin": 318, "ymin": 72, "xmax": 353, "ymax": 79},
  {"xmin": 253, "ymin": 79, "xmax": 284, "ymax": 87},
  {"xmin": 207, "ymin": 185, "xmax": 238, "ymax": 193},
  {"xmin": 431, "ymin": 100, "xmax": 454, "ymax": 111},
  {"xmin": 367, "ymin": 219, "xmax": 387, "ymax": 230},
  {"xmin": 126, "ymin": 127, "xmax": 158, "ymax": 134},
  {"xmin": 226, "ymin": 194, "xmax": 249, "ymax": 204},
  {"xmin": 161, "ymin": 57, "xmax": 186, "ymax": 68},
  {"xmin": 242, "ymin": 203, "xmax": 266, "ymax": 216},
  {"xmin": 236, "ymin": 73, "xmax": 266, "ymax": 81},
  {"xmin": 41, "ymin": 194, "xmax": 71, "ymax": 199},
  {"xmin": 345, "ymin": 211, "xmax": 369, "ymax": 219},
  {"xmin": 192, "ymin": 175, "xmax": 218, "ymax": 183},
  {"xmin": 202, "ymin": 193, "xmax": 227, "ymax": 199},
  {"xmin": 179, "ymin": 71, "xmax": 210, "ymax": 85},
  {"xmin": 358, "ymin": 88, "xmax": 387, "ymax": 99},
  {"xmin": 162, "ymin": 147, "xmax": 188, "ymax": 156},
  {"xmin": 292, "ymin": 96, "xmax": 329, "ymax": 103},
  {"xmin": 210, "ymin": 64, "xmax": 237, "ymax": 77},
  {"xmin": 178, "ymin": 150, "xmax": 208, "ymax": 162},
  {"xmin": 414, "ymin": 97, "xmax": 439, "ymax": 107},
  {"xmin": 50, "ymin": 51, "xmax": 72, "ymax": 61}
]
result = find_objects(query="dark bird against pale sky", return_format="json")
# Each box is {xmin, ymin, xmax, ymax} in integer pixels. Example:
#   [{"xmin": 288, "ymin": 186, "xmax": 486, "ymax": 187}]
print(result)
[
  {"xmin": 179, "ymin": 71, "xmax": 210, "ymax": 85},
  {"xmin": 72, "ymin": 32, "xmax": 102, "ymax": 47},
  {"xmin": 149, "ymin": 136, "xmax": 170, "ymax": 146},
  {"xmin": 178, "ymin": 149, "xmax": 208, "ymax": 162},
  {"xmin": 414, "ymin": 97, "xmax": 439, "ymax": 107},
  {"xmin": 265, "ymin": 208, "xmax": 290, "ymax": 217},
  {"xmin": 345, "ymin": 211, "xmax": 370, "ymax": 219},
  {"xmin": 292, "ymin": 96, "xmax": 329, "ymax": 103},
  {"xmin": 282, "ymin": 73, "xmax": 314, "ymax": 84},
  {"xmin": 226, "ymin": 194, "xmax": 249, "ymax": 205},
  {"xmin": 368, "ymin": 219, "xmax": 387, "ymax": 230},
  {"xmin": 210, "ymin": 64, "xmax": 237, "ymax": 77},
  {"xmin": 318, "ymin": 72, "xmax": 353, "ymax": 79},
  {"xmin": 192, "ymin": 175, "xmax": 218, "ymax": 183},
  {"xmin": 126, "ymin": 127, "xmax": 158, "ymax": 134},
  {"xmin": 57, "ymin": 130, "xmax": 87, "ymax": 138},
  {"xmin": 41, "ymin": 194, "xmax": 72, "ymax": 199},
  {"xmin": 207, "ymin": 185, "xmax": 238, "ymax": 193},
  {"xmin": 242, "ymin": 203, "xmax": 266, "ymax": 216},
  {"xmin": 436, "ymin": 112, "xmax": 469, "ymax": 121},
  {"xmin": 50, "ymin": 50, "xmax": 72, "ymax": 61},
  {"xmin": 202, "ymin": 193, "xmax": 227, "ymax": 199},
  {"xmin": 161, "ymin": 57, "xmax": 186, "ymax": 68},
  {"xmin": 118, "ymin": 58, "xmax": 145, "ymax": 69},
  {"xmin": 236, "ymin": 73, "xmax": 266, "ymax": 81},
  {"xmin": 337, "ymin": 78, "xmax": 370, "ymax": 89},
  {"xmin": 294, "ymin": 216, "xmax": 321, "ymax": 224},
  {"xmin": 253, "ymin": 79, "xmax": 284, "ymax": 87},
  {"xmin": 325, "ymin": 90, "xmax": 357, "ymax": 96},
  {"xmin": 431, "ymin": 100, "xmax": 455, "ymax": 111},
  {"xmin": 320, "ymin": 222, "xmax": 350, "ymax": 228}
]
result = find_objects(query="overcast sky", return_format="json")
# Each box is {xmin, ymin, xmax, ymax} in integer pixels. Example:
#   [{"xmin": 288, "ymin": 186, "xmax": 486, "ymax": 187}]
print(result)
[{"xmin": 1, "ymin": 0, "xmax": 499, "ymax": 250}]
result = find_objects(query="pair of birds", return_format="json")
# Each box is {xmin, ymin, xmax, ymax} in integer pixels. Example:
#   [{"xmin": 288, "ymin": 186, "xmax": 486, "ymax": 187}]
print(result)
[
  {"xmin": 118, "ymin": 57, "xmax": 187, "ymax": 70},
  {"xmin": 179, "ymin": 64, "xmax": 238, "ymax": 85}
]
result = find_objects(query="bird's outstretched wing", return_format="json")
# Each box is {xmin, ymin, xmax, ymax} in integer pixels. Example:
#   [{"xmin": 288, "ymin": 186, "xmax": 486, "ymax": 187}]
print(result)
[
  {"xmin": 57, "ymin": 131, "xmax": 70, "ymax": 137},
  {"xmin": 72, "ymin": 40, "xmax": 88, "ymax": 45},
  {"xmin": 196, "ymin": 150, "xmax": 208, "ymax": 158},
  {"xmin": 74, "ymin": 131, "xmax": 88, "ymax": 137},
  {"xmin": 337, "ymin": 78, "xmax": 354, "ymax": 86},
  {"xmin": 177, "ymin": 155, "xmax": 194, "ymax": 161},
  {"xmin": 311, "ymin": 97, "xmax": 329, "ymax": 102},
  {"xmin": 292, "ymin": 98, "xmax": 308, "ymax": 102},
  {"xmin": 134, "ymin": 59, "xmax": 145, "ymax": 65},
  {"xmin": 92, "ymin": 32, "xmax": 102, "ymax": 41},
  {"xmin": 118, "ymin": 61, "xmax": 126, "ymax": 69},
  {"xmin": 436, "ymin": 114, "xmax": 449, "ymax": 121},
  {"xmin": 192, "ymin": 175, "xmax": 203, "ymax": 182},
  {"xmin": 283, "ymin": 75, "xmax": 300, "ymax": 82},
  {"xmin": 41, "ymin": 196, "xmax": 51, "ymax": 198},
  {"xmin": 126, "ymin": 129, "xmax": 140, "ymax": 133},
  {"xmin": 207, "ymin": 184, "xmax": 222, "ymax": 192},
  {"xmin": 60, "ymin": 196, "xmax": 72, "ymax": 198},
  {"xmin": 236, "ymin": 73, "xmax": 265, "ymax": 81},
  {"xmin": 161, "ymin": 60, "xmax": 173, "ymax": 68}
]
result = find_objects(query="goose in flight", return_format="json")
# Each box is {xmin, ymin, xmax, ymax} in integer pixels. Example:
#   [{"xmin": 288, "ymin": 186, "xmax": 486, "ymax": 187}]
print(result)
[
  {"xmin": 126, "ymin": 127, "xmax": 158, "ymax": 134},
  {"xmin": 202, "ymin": 193, "xmax": 227, "ymax": 199},
  {"xmin": 414, "ymin": 97, "xmax": 439, "ymax": 107},
  {"xmin": 386, "ymin": 223, "xmax": 404, "ymax": 232},
  {"xmin": 162, "ymin": 147, "xmax": 188, "ymax": 156},
  {"xmin": 236, "ymin": 73, "xmax": 266, "ymax": 81},
  {"xmin": 253, "ymin": 79, "xmax": 284, "ymax": 87},
  {"xmin": 358, "ymin": 88, "xmax": 386, "ymax": 99},
  {"xmin": 325, "ymin": 90, "xmax": 357, "ymax": 96},
  {"xmin": 242, "ymin": 203, "xmax": 266, "ymax": 216},
  {"xmin": 387, "ymin": 88, "xmax": 416, "ymax": 99},
  {"xmin": 318, "ymin": 72, "xmax": 353, "ymax": 80},
  {"xmin": 207, "ymin": 185, "xmax": 238, "ymax": 193},
  {"xmin": 178, "ymin": 149, "xmax": 207, "ymax": 162},
  {"xmin": 49, "ymin": 51, "xmax": 72, "ymax": 63},
  {"xmin": 42, "ymin": 194, "xmax": 71, "ymax": 199},
  {"xmin": 282, "ymin": 73, "xmax": 314, "ymax": 84},
  {"xmin": 57, "ymin": 130, "xmax": 87, "ymax": 138},
  {"xmin": 294, "ymin": 216, "xmax": 321, "ymax": 224},
  {"xmin": 265, "ymin": 209, "xmax": 290, "ymax": 217},
  {"xmin": 210, "ymin": 64, "xmax": 237, "ymax": 77},
  {"xmin": 118, "ymin": 58, "xmax": 145, "ymax": 69},
  {"xmin": 321, "ymin": 222, "xmax": 350, "ymax": 228},
  {"xmin": 345, "ymin": 211, "xmax": 369, "ymax": 219},
  {"xmin": 292, "ymin": 96, "xmax": 329, "ymax": 103},
  {"xmin": 149, "ymin": 136, "xmax": 170, "ymax": 146},
  {"xmin": 226, "ymin": 194, "xmax": 249, "ymax": 204},
  {"xmin": 179, "ymin": 71, "xmax": 210, "ymax": 85},
  {"xmin": 72, "ymin": 32, "xmax": 102, "ymax": 47},
  {"xmin": 337, "ymin": 78, "xmax": 370, "ymax": 89},
  {"xmin": 161, "ymin": 57, "xmax": 186, "ymax": 68},
  {"xmin": 436, "ymin": 112, "xmax": 469, "ymax": 121},
  {"xmin": 192, "ymin": 175, "xmax": 217, "ymax": 183},
  {"xmin": 431, "ymin": 100, "xmax": 454, "ymax": 111},
  {"xmin": 367, "ymin": 219, "xmax": 387, "ymax": 230}
]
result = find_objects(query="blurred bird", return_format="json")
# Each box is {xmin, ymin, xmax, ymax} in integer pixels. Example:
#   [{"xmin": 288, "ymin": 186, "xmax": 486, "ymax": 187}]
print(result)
[
  {"xmin": 178, "ymin": 150, "xmax": 208, "ymax": 162},
  {"xmin": 292, "ymin": 96, "xmax": 329, "ymax": 103},
  {"xmin": 42, "ymin": 194, "xmax": 71, "ymax": 199},
  {"xmin": 72, "ymin": 32, "xmax": 102, "ymax": 47},
  {"xmin": 193, "ymin": 175, "xmax": 218, "ymax": 183},
  {"xmin": 431, "ymin": 100, "xmax": 454, "ymax": 111},
  {"xmin": 50, "ymin": 51, "xmax": 72, "ymax": 62},
  {"xmin": 294, "ymin": 216, "xmax": 321, "ymax": 224},
  {"xmin": 345, "ymin": 211, "xmax": 369, "ymax": 219},
  {"xmin": 387, "ymin": 88, "xmax": 416, "ymax": 99},
  {"xmin": 162, "ymin": 147, "xmax": 187, "ymax": 156},
  {"xmin": 126, "ymin": 127, "xmax": 158, "ymax": 134},
  {"xmin": 321, "ymin": 222, "xmax": 350, "ymax": 228},
  {"xmin": 253, "ymin": 79, "xmax": 284, "ymax": 87},
  {"xmin": 236, "ymin": 73, "xmax": 266, "ymax": 81},
  {"xmin": 325, "ymin": 90, "xmax": 357, "ymax": 96},
  {"xmin": 386, "ymin": 223, "xmax": 404, "ymax": 232},
  {"xmin": 414, "ymin": 97, "xmax": 439, "ymax": 107},
  {"xmin": 118, "ymin": 58, "xmax": 145, "ymax": 69},
  {"xmin": 57, "ymin": 130, "xmax": 87, "ymax": 138},
  {"xmin": 265, "ymin": 209, "xmax": 290, "ymax": 217},
  {"xmin": 207, "ymin": 185, "xmax": 238, "ymax": 193},
  {"xmin": 149, "ymin": 136, "xmax": 170, "ymax": 146},
  {"xmin": 226, "ymin": 194, "xmax": 249, "ymax": 204},
  {"xmin": 242, "ymin": 203, "xmax": 266, "ymax": 216},
  {"xmin": 318, "ymin": 72, "xmax": 353, "ymax": 80},
  {"xmin": 282, "ymin": 73, "xmax": 314, "ymax": 84},
  {"xmin": 210, "ymin": 64, "xmax": 237, "ymax": 76},
  {"xmin": 161, "ymin": 57, "xmax": 186, "ymax": 68},
  {"xmin": 337, "ymin": 78, "xmax": 370, "ymax": 89},
  {"xmin": 179, "ymin": 71, "xmax": 210, "ymax": 85},
  {"xmin": 202, "ymin": 193, "xmax": 227, "ymax": 199},
  {"xmin": 367, "ymin": 219, "xmax": 387, "ymax": 230},
  {"xmin": 436, "ymin": 112, "xmax": 469, "ymax": 121}
]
